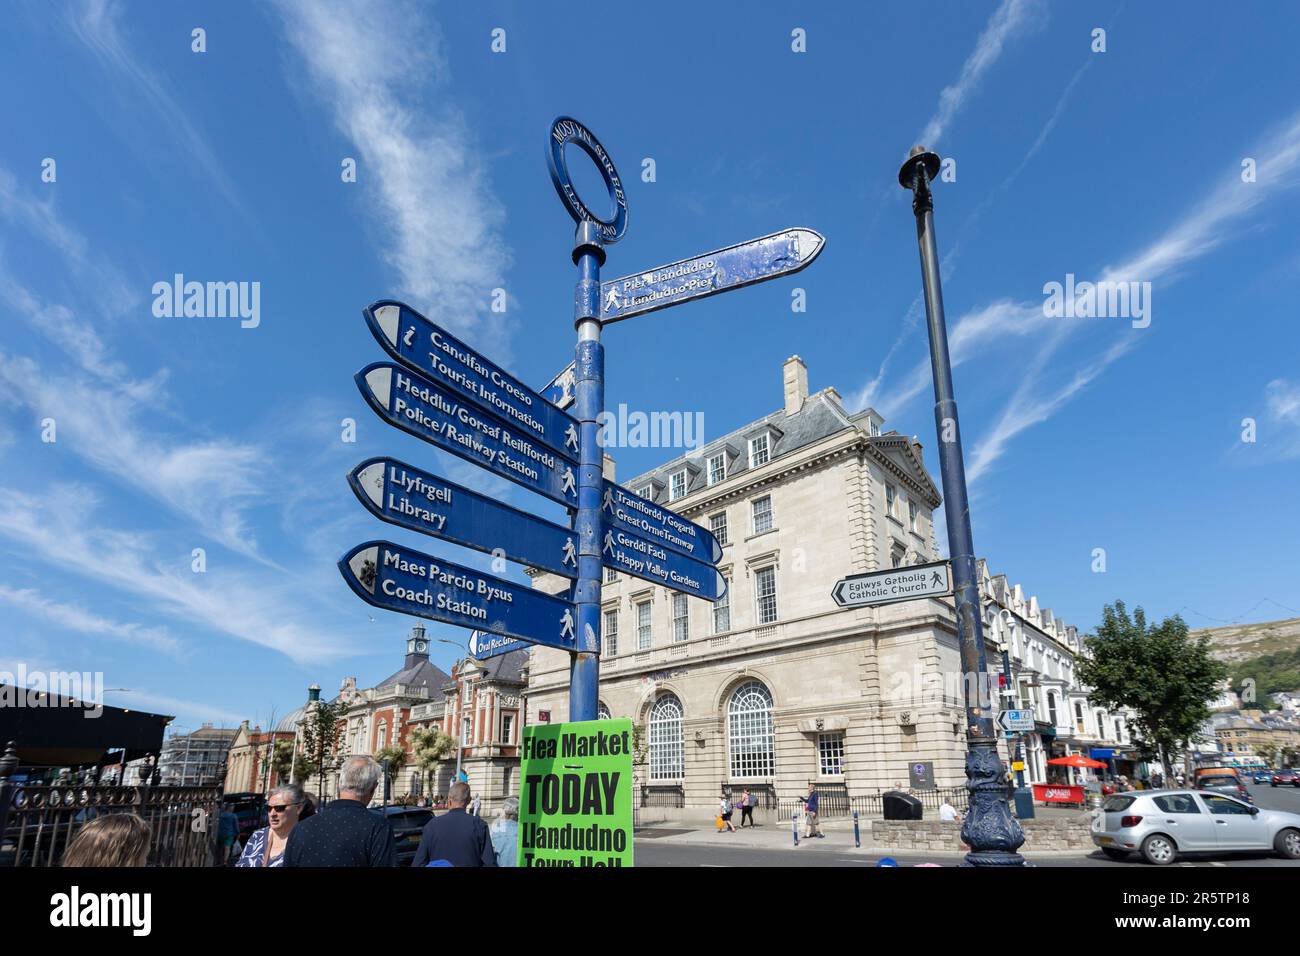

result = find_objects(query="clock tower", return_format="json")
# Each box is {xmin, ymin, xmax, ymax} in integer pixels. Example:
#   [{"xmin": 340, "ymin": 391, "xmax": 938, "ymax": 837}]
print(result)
[{"xmin": 404, "ymin": 622, "xmax": 430, "ymax": 669}]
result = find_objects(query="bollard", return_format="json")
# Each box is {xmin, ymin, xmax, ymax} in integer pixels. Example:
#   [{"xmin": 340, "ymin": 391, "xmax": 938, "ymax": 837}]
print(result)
[
  {"xmin": 853, "ymin": 810, "xmax": 861, "ymax": 848},
  {"xmin": 792, "ymin": 810, "xmax": 798, "ymax": 846}
]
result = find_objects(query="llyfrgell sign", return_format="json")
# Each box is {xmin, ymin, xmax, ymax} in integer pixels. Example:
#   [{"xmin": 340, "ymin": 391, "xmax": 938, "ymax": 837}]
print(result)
[
  {"xmin": 518, "ymin": 718, "xmax": 634, "ymax": 867},
  {"xmin": 831, "ymin": 560, "xmax": 952, "ymax": 608}
]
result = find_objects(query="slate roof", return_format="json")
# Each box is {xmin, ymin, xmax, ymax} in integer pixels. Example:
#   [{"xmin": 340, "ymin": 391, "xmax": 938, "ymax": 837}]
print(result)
[
  {"xmin": 474, "ymin": 648, "xmax": 528, "ymax": 684},
  {"xmin": 621, "ymin": 389, "xmax": 940, "ymax": 507},
  {"xmin": 374, "ymin": 659, "xmax": 453, "ymax": 695}
]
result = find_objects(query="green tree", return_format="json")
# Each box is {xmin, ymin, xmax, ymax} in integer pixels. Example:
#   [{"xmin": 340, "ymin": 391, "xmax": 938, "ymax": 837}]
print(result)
[
  {"xmin": 375, "ymin": 744, "xmax": 408, "ymax": 797},
  {"xmin": 409, "ymin": 727, "xmax": 456, "ymax": 797},
  {"xmin": 1077, "ymin": 600, "xmax": 1227, "ymax": 781},
  {"xmin": 1256, "ymin": 741, "xmax": 1280, "ymax": 769},
  {"xmin": 271, "ymin": 739, "xmax": 295, "ymax": 788},
  {"xmin": 299, "ymin": 700, "xmax": 346, "ymax": 798}
]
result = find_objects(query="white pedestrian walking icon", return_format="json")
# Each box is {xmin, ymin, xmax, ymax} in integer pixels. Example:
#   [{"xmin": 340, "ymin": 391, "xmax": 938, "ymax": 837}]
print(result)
[
  {"xmin": 602, "ymin": 487, "xmax": 615, "ymax": 513},
  {"xmin": 560, "ymin": 608, "xmax": 576, "ymax": 642},
  {"xmin": 562, "ymin": 538, "xmax": 577, "ymax": 568},
  {"xmin": 602, "ymin": 530, "xmax": 616, "ymax": 556},
  {"xmin": 561, "ymin": 467, "xmax": 576, "ymax": 496},
  {"xmin": 604, "ymin": 286, "xmax": 621, "ymax": 312},
  {"xmin": 565, "ymin": 423, "xmax": 579, "ymax": 452}
]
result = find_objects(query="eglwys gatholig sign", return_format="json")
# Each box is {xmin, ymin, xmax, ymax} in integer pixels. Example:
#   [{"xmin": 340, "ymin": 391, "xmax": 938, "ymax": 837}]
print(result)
[{"xmin": 518, "ymin": 718, "xmax": 634, "ymax": 868}]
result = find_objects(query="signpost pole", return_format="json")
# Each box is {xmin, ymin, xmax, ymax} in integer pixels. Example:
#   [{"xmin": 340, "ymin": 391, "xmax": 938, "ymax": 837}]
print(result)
[
  {"xmin": 570, "ymin": 220, "xmax": 605, "ymax": 723},
  {"xmin": 899, "ymin": 146, "xmax": 1024, "ymax": 867}
]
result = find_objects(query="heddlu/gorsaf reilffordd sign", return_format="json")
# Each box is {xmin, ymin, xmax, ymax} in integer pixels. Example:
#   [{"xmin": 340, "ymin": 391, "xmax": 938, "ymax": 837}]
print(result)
[
  {"xmin": 347, "ymin": 456, "xmax": 579, "ymax": 580},
  {"xmin": 831, "ymin": 560, "xmax": 953, "ymax": 608},
  {"xmin": 363, "ymin": 300, "xmax": 580, "ymax": 463},
  {"xmin": 339, "ymin": 540, "xmax": 577, "ymax": 651},
  {"xmin": 599, "ymin": 228, "xmax": 824, "ymax": 324},
  {"xmin": 355, "ymin": 362, "xmax": 578, "ymax": 508}
]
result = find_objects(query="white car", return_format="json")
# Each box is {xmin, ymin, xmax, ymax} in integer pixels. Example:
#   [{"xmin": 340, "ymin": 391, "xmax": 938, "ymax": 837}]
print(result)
[{"xmin": 1090, "ymin": 789, "xmax": 1300, "ymax": 864}]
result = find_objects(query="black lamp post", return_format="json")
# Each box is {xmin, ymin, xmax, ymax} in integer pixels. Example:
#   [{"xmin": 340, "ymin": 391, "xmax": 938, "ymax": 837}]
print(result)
[{"xmin": 899, "ymin": 146, "xmax": 1025, "ymax": 866}]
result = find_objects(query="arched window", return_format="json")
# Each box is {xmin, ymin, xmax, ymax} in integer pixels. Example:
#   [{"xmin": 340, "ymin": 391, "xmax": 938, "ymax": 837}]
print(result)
[
  {"xmin": 376, "ymin": 721, "xmax": 388, "ymax": 750},
  {"xmin": 728, "ymin": 681, "xmax": 775, "ymax": 778},
  {"xmin": 1046, "ymin": 693, "xmax": 1058, "ymax": 726},
  {"xmin": 648, "ymin": 695, "xmax": 684, "ymax": 781},
  {"xmin": 597, "ymin": 703, "xmax": 611, "ymax": 721}
]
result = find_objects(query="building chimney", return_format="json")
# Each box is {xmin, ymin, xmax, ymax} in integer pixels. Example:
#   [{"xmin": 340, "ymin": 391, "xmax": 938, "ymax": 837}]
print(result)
[
  {"xmin": 783, "ymin": 355, "xmax": 808, "ymax": 415},
  {"xmin": 602, "ymin": 453, "xmax": 616, "ymax": 481}
]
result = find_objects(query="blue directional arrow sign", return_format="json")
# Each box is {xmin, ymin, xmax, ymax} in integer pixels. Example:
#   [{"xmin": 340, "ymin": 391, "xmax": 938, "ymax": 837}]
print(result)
[
  {"xmin": 599, "ymin": 228, "xmax": 825, "ymax": 324},
  {"xmin": 600, "ymin": 525, "xmax": 727, "ymax": 602},
  {"xmin": 347, "ymin": 456, "xmax": 578, "ymax": 579},
  {"xmin": 601, "ymin": 480, "xmax": 722, "ymax": 565},
  {"xmin": 468, "ymin": 629, "xmax": 529, "ymax": 660},
  {"xmin": 339, "ymin": 540, "xmax": 577, "ymax": 651},
  {"xmin": 355, "ymin": 363, "xmax": 578, "ymax": 508},
  {"xmin": 364, "ymin": 301, "xmax": 580, "ymax": 463}
]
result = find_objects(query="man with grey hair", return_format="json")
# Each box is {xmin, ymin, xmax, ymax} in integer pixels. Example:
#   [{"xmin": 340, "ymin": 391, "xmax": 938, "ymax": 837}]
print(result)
[
  {"xmin": 412, "ymin": 781, "xmax": 496, "ymax": 867},
  {"xmin": 283, "ymin": 756, "xmax": 396, "ymax": 867}
]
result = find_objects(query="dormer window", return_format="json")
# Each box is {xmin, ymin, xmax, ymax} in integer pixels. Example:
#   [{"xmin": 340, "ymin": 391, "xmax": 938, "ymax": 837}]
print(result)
[
  {"xmin": 637, "ymin": 484, "xmax": 654, "ymax": 501},
  {"xmin": 669, "ymin": 469, "xmax": 688, "ymax": 502},
  {"xmin": 749, "ymin": 434, "xmax": 770, "ymax": 468},
  {"xmin": 707, "ymin": 452, "xmax": 726, "ymax": 485}
]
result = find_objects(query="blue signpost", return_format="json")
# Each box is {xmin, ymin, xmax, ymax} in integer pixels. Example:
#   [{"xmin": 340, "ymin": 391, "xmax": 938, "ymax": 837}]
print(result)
[
  {"xmin": 599, "ymin": 228, "xmax": 825, "ymax": 324},
  {"xmin": 354, "ymin": 362, "xmax": 578, "ymax": 507},
  {"xmin": 347, "ymin": 456, "xmax": 578, "ymax": 579},
  {"xmin": 339, "ymin": 540, "xmax": 576, "ymax": 650},
  {"xmin": 340, "ymin": 115, "xmax": 817, "ymax": 736}
]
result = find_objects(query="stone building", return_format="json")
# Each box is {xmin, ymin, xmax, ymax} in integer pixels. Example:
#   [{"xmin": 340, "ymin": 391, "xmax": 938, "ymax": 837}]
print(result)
[
  {"xmin": 157, "ymin": 723, "xmax": 239, "ymax": 786},
  {"xmin": 222, "ymin": 720, "xmax": 297, "ymax": 794},
  {"xmin": 525, "ymin": 357, "xmax": 1126, "ymax": 821}
]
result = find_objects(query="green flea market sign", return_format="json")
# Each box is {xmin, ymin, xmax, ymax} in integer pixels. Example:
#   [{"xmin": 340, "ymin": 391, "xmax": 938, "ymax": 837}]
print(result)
[{"xmin": 519, "ymin": 718, "xmax": 634, "ymax": 867}]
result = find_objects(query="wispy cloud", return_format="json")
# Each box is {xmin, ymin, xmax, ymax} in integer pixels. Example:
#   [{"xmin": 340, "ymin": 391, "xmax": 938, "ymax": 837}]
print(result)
[
  {"xmin": 0, "ymin": 352, "xmax": 266, "ymax": 558},
  {"xmin": 0, "ymin": 483, "xmax": 356, "ymax": 665},
  {"xmin": 917, "ymin": 0, "xmax": 1043, "ymax": 150},
  {"xmin": 272, "ymin": 0, "xmax": 512, "ymax": 351},
  {"xmin": 0, "ymin": 585, "xmax": 182, "ymax": 656},
  {"xmin": 69, "ymin": 0, "xmax": 250, "ymax": 220}
]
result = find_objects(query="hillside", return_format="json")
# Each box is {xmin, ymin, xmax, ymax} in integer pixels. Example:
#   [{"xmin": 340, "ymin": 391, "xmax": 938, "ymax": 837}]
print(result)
[{"xmin": 1193, "ymin": 617, "xmax": 1300, "ymax": 663}]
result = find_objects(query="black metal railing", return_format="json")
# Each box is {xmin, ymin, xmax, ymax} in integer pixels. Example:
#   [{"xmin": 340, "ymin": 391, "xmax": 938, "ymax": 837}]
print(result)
[
  {"xmin": 775, "ymin": 785, "xmax": 970, "ymax": 820},
  {"xmin": 1, "ymin": 782, "xmax": 222, "ymax": 867},
  {"xmin": 640, "ymin": 784, "xmax": 685, "ymax": 808},
  {"xmin": 721, "ymin": 782, "xmax": 777, "ymax": 809}
]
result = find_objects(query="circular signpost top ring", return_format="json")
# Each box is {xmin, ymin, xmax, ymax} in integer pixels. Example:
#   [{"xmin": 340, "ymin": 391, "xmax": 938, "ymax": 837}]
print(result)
[{"xmin": 547, "ymin": 116, "xmax": 628, "ymax": 244}]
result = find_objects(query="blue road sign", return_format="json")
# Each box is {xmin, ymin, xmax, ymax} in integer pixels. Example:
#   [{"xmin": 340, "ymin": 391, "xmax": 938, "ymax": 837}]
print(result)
[
  {"xmin": 541, "ymin": 360, "xmax": 576, "ymax": 411},
  {"xmin": 468, "ymin": 630, "xmax": 528, "ymax": 659},
  {"xmin": 347, "ymin": 456, "xmax": 578, "ymax": 580},
  {"xmin": 364, "ymin": 301, "xmax": 580, "ymax": 463},
  {"xmin": 601, "ymin": 525, "xmax": 726, "ymax": 601},
  {"xmin": 339, "ymin": 540, "xmax": 577, "ymax": 651},
  {"xmin": 599, "ymin": 228, "xmax": 825, "ymax": 324},
  {"xmin": 600, "ymin": 480, "xmax": 721, "ymax": 564},
  {"xmin": 355, "ymin": 363, "xmax": 578, "ymax": 508}
]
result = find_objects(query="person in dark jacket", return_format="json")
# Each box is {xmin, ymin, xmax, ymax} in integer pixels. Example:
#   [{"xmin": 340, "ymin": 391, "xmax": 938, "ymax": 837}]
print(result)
[
  {"xmin": 282, "ymin": 757, "xmax": 396, "ymax": 867},
  {"xmin": 412, "ymin": 781, "xmax": 497, "ymax": 867}
]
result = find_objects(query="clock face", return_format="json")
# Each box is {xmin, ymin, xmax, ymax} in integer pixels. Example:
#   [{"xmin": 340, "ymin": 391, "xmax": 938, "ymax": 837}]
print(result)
[{"xmin": 416, "ymin": 641, "xmax": 427, "ymax": 653}]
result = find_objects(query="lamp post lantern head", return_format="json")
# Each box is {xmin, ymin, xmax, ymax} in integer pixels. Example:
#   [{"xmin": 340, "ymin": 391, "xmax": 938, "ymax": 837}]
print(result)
[{"xmin": 898, "ymin": 146, "xmax": 941, "ymax": 190}]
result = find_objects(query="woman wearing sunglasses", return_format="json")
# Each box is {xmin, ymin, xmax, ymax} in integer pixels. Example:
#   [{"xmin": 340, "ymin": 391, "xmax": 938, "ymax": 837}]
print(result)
[{"xmin": 236, "ymin": 784, "xmax": 304, "ymax": 868}]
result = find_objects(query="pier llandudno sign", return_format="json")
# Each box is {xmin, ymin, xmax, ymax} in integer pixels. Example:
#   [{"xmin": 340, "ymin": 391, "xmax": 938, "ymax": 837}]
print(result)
[{"xmin": 831, "ymin": 560, "xmax": 953, "ymax": 608}]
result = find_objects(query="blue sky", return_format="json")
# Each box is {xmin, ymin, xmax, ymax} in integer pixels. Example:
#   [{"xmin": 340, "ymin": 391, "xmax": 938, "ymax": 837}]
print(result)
[{"xmin": 1, "ymin": 0, "xmax": 1298, "ymax": 732}]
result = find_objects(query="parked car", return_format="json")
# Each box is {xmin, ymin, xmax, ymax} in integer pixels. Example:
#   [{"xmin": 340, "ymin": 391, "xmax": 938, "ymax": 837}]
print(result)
[
  {"xmin": 1272, "ymin": 769, "xmax": 1299, "ymax": 787},
  {"xmin": 1091, "ymin": 790, "xmax": 1300, "ymax": 864},
  {"xmin": 1253, "ymin": 770, "xmax": 1274, "ymax": 784},
  {"xmin": 1195, "ymin": 772, "xmax": 1252, "ymax": 803},
  {"xmin": 370, "ymin": 806, "xmax": 433, "ymax": 866}
]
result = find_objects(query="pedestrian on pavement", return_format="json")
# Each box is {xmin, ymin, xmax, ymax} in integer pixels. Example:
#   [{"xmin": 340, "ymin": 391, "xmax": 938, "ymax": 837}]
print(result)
[
  {"xmin": 938, "ymin": 799, "xmax": 962, "ymax": 824},
  {"xmin": 237, "ymin": 783, "xmax": 303, "ymax": 868},
  {"xmin": 62, "ymin": 813, "xmax": 152, "ymax": 867},
  {"xmin": 412, "ymin": 781, "xmax": 497, "ymax": 867},
  {"xmin": 282, "ymin": 757, "xmax": 396, "ymax": 867},
  {"xmin": 800, "ymin": 783, "xmax": 823, "ymax": 838},
  {"xmin": 490, "ymin": 796, "xmax": 519, "ymax": 867},
  {"xmin": 719, "ymin": 794, "xmax": 737, "ymax": 832},
  {"xmin": 470, "ymin": 792, "xmax": 482, "ymax": 817},
  {"xmin": 739, "ymin": 788, "xmax": 756, "ymax": 828},
  {"xmin": 217, "ymin": 801, "xmax": 240, "ymax": 865}
]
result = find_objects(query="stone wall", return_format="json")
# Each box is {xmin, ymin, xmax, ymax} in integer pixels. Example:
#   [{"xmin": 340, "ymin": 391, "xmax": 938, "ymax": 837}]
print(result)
[{"xmin": 869, "ymin": 813, "xmax": 1093, "ymax": 853}]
